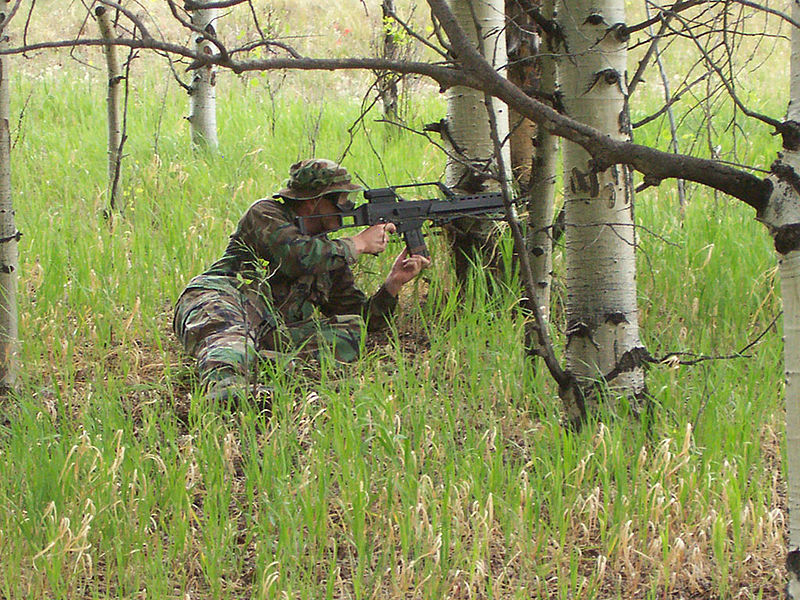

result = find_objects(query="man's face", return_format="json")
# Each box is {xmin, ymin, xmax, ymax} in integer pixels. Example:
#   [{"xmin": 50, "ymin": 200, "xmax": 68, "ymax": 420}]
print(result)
[{"xmin": 301, "ymin": 194, "xmax": 345, "ymax": 235}]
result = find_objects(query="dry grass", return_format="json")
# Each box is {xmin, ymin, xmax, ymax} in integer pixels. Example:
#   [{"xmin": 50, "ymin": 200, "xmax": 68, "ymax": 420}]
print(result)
[{"xmin": 0, "ymin": 1, "xmax": 793, "ymax": 599}]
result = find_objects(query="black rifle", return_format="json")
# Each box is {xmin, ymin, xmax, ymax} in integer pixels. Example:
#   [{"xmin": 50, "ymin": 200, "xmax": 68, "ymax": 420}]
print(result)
[{"xmin": 295, "ymin": 182, "xmax": 510, "ymax": 258}]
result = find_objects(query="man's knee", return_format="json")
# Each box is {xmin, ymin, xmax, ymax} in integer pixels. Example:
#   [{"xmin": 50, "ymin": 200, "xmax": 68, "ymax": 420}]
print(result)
[
  {"xmin": 197, "ymin": 336, "xmax": 259, "ymax": 383},
  {"xmin": 321, "ymin": 314, "xmax": 365, "ymax": 363},
  {"xmin": 174, "ymin": 288, "xmax": 248, "ymax": 356}
]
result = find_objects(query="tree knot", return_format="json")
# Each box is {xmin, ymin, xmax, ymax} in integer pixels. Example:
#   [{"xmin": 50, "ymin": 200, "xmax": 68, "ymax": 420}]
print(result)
[
  {"xmin": 773, "ymin": 223, "xmax": 800, "ymax": 255},
  {"xmin": 778, "ymin": 120, "xmax": 800, "ymax": 152},
  {"xmin": 608, "ymin": 23, "xmax": 629, "ymax": 43},
  {"xmin": 770, "ymin": 159, "xmax": 800, "ymax": 196}
]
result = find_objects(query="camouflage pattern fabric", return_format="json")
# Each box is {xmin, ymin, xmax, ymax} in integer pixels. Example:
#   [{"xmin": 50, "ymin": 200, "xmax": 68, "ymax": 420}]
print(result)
[
  {"xmin": 276, "ymin": 158, "xmax": 364, "ymax": 201},
  {"xmin": 174, "ymin": 198, "xmax": 396, "ymax": 391}
]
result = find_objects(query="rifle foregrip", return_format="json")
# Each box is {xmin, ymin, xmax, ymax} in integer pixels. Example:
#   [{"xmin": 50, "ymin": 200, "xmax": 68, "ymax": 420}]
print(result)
[{"xmin": 403, "ymin": 228, "xmax": 429, "ymax": 258}]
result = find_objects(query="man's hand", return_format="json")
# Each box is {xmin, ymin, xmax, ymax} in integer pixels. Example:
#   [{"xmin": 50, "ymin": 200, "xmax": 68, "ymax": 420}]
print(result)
[
  {"xmin": 384, "ymin": 248, "xmax": 431, "ymax": 297},
  {"xmin": 351, "ymin": 222, "xmax": 396, "ymax": 256}
]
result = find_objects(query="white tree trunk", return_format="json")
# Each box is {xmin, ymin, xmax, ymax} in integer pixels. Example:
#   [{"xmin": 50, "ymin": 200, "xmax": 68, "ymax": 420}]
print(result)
[
  {"xmin": 95, "ymin": 5, "xmax": 123, "ymax": 210},
  {"xmin": 525, "ymin": 0, "xmax": 558, "ymax": 358},
  {"xmin": 759, "ymin": 149, "xmax": 800, "ymax": 596},
  {"xmin": 0, "ymin": 1, "xmax": 18, "ymax": 392},
  {"xmin": 558, "ymin": 0, "xmax": 645, "ymax": 415},
  {"xmin": 784, "ymin": 243, "xmax": 800, "ymax": 598},
  {"xmin": 445, "ymin": 0, "xmax": 510, "ymax": 190},
  {"xmin": 444, "ymin": 0, "xmax": 511, "ymax": 279},
  {"xmin": 189, "ymin": 3, "xmax": 218, "ymax": 149},
  {"xmin": 779, "ymin": 4, "xmax": 800, "ymax": 590}
]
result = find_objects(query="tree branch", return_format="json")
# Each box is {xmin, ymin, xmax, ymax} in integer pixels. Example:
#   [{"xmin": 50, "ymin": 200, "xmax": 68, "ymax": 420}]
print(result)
[
  {"xmin": 627, "ymin": 0, "xmax": 703, "ymax": 35},
  {"xmin": 425, "ymin": 0, "xmax": 772, "ymax": 212},
  {"xmin": 183, "ymin": 0, "xmax": 246, "ymax": 10},
  {"xmin": 0, "ymin": 0, "xmax": 778, "ymax": 214}
]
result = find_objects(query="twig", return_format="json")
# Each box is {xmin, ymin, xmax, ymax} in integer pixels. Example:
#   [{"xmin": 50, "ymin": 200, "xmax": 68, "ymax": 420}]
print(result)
[
  {"xmin": 383, "ymin": 4, "xmax": 448, "ymax": 59},
  {"xmin": 0, "ymin": 0, "xmax": 23, "ymax": 35},
  {"xmin": 110, "ymin": 46, "xmax": 135, "ymax": 214},
  {"xmin": 98, "ymin": 0, "xmax": 153, "ymax": 40},
  {"xmin": 652, "ymin": 311, "xmax": 782, "ymax": 367},
  {"xmin": 485, "ymin": 89, "xmax": 570, "ymax": 389},
  {"xmin": 627, "ymin": 0, "xmax": 702, "ymax": 34},
  {"xmin": 21, "ymin": 0, "xmax": 35, "ymax": 58},
  {"xmin": 166, "ymin": 0, "xmax": 229, "ymax": 63}
]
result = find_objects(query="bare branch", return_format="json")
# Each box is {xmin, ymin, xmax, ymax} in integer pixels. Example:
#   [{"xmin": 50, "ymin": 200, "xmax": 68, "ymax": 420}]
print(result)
[
  {"xmin": 731, "ymin": 0, "xmax": 800, "ymax": 29},
  {"xmin": 628, "ymin": 13, "xmax": 671, "ymax": 95},
  {"xmin": 229, "ymin": 39, "xmax": 303, "ymax": 60},
  {"xmin": 0, "ymin": 0, "xmax": 779, "ymax": 215},
  {"xmin": 246, "ymin": 0, "xmax": 266, "ymax": 43},
  {"xmin": 485, "ymin": 88, "xmax": 571, "ymax": 389},
  {"xmin": 98, "ymin": 0, "xmax": 153, "ymax": 40},
  {"xmin": 632, "ymin": 71, "xmax": 710, "ymax": 128},
  {"xmin": 183, "ymin": 0, "xmax": 247, "ymax": 9},
  {"xmin": 166, "ymin": 0, "xmax": 230, "ymax": 63},
  {"xmin": 21, "ymin": 0, "xmax": 35, "ymax": 57},
  {"xmin": 383, "ymin": 4, "xmax": 449, "ymax": 60},
  {"xmin": 668, "ymin": 6, "xmax": 786, "ymax": 132},
  {"xmin": 0, "ymin": 0, "xmax": 24, "ymax": 35},
  {"xmin": 627, "ymin": 0, "xmax": 703, "ymax": 35},
  {"xmin": 425, "ymin": 0, "xmax": 772, "ymax": 211}
]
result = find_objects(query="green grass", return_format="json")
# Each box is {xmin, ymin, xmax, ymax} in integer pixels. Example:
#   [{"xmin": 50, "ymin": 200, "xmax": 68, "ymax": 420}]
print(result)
[{"xmin": 0, "ymin": 50, "xmax": 790, "ymax": 600}]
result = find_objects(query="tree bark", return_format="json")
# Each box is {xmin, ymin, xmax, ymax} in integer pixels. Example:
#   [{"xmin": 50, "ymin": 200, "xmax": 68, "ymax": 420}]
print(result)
[
  {"xmin": 557, "ymin": 0, "xmax": 645, "ymax": 416},
  {"xmin": 443, "ymin": 0, "xmax": 511, "ymax": 282},
  {"xmin": 95, "ymin": 5, "xmax": 123, "ymax": 211},
  {"xmin": 505, "ymin": 0, "xmax": 538, "ymax": 188},
  {"xmin": 780, "ymin": 4, "xmax": 800, "ymax": 592},
  {"xmin": 525, "ymin": 0, "xmax": 558, "ymax": 362},
  {"xmin": 189, "ymin": 2, "xmax": 218, "ymax": 149},
  {"xmin": 380, "ymin": 0, "xmax": 400, "ymax": 121},
  {"xmin": 0, "ymin": 2, "xmax": 18, "ymax": 393}
]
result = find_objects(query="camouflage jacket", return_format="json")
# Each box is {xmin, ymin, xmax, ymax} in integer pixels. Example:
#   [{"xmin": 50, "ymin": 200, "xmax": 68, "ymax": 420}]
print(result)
[{"xmin": 182, "ymin": 198, "xmax": 397, "ymax": 330}]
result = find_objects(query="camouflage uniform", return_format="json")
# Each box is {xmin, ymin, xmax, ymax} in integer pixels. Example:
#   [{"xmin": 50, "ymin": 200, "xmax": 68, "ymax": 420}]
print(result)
[{"xmin": 174, "ymin": 159, "xmax": 397, "ymax": 398}]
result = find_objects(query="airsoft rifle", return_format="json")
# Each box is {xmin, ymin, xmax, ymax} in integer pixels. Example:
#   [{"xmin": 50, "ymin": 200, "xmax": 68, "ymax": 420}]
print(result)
[{"xmin": 295, "ymin": 182, "xmax": 512, "ymax": 258}]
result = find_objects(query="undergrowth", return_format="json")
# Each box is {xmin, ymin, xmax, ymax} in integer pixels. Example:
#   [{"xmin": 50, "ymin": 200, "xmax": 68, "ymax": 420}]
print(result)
[{"xmin": 0, "ymin": 40, "xmax": 789, "ymax": 600}]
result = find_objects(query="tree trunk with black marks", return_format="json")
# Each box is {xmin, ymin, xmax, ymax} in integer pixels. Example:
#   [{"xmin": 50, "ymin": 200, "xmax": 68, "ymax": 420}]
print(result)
[
  {"xmin": 95, "ymin": 5, "xmax": 123, "ymax": 212},
  {"xmin": 189, "ymin": 2, "xmax": 218, "ymax": 149},
  {"xmin": 505, "ymin": 0, "xmax": 539, "ymax": 189},
  {"xmin": 442, "ymin": 0, "xmax": 511, "ymax": 283},
  {"xmin": 779, "ymin": 4, "xmax": 800, "ymax": 593},
  {"xmin": 557, "ymin": 0, "xmax": 645, "ymax": 420},
  {"xmin": 0, "ymin": 2, "xmax": 18, "ymax": 393},
  {"xmin": 524, "ymin": 0, "xmax": 558, "ymax": 362},
  {"xmin": 380, "ymin": 0, "xmax": 400, "ymax": 122}
]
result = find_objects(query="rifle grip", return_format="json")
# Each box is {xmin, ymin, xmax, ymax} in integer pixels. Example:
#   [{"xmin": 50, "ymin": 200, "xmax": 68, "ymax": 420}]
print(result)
[{"xmin": 403, "ymin": 227, "xmax": 429, "ymax": 258}]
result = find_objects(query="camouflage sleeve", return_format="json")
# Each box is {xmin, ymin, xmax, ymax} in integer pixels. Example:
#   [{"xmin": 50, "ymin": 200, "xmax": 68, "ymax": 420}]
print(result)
[
  {"xmin": 323, "ymin": 266, "xmax": 398, "ymax": 331},
  {"xmin": 236, "ymin": 199, "xmax": 358, "ymax": 278}
]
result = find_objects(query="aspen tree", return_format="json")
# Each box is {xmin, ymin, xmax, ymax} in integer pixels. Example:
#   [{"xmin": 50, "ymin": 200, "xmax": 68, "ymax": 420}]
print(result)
[
  {"xmin": 189, "ymin": 2, "xmax": 218, "ymax": 149},
  {"xmin": 380, "ymin": 0, "xmax": 400, "ymax": 121},
  {"xmin": 770, "ymin": 2, "xmax": 800, "ymax": 592},
  {"xmin": 524, "ymin": 0, "xmax": 559, "ymax": 361},
  {"xmin": 95, "ymin": 5, "xmax": 123, "ymax": 211},
  {"xmin": 556, "ymin": 0, "xmax": 645, "ymax": 417},
  {"xmin": 0, "ymin": 0, "xmax": 17, "ymax": 392},
  {"xmin": 443, "ymin": 0, "xmax": 511, "ymax": 281}
]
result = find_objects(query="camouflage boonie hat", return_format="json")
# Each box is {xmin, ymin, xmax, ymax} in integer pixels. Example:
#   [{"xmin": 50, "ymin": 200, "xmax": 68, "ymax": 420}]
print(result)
[{"xmin": 275, "ymin": 158, "xmax": 363, "ymax": 203}]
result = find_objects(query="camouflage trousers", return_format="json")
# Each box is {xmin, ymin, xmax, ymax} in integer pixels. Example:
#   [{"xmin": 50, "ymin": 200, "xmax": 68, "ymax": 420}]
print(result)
[{"xmin": 173, "ymin": 286, "xmax": 364, "ymax": 390}]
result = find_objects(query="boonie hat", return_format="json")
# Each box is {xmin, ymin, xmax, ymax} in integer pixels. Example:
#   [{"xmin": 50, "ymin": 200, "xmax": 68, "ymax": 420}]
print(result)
[{"xmin": 275, "ymin": 158, "xmax": 363, "ymax": 203}]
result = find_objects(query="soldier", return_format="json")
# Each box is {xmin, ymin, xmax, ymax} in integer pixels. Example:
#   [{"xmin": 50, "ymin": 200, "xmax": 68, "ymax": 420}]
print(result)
[{"xmin": 174, "ymin": 158, "xmax": 430, "ymax": 404}]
